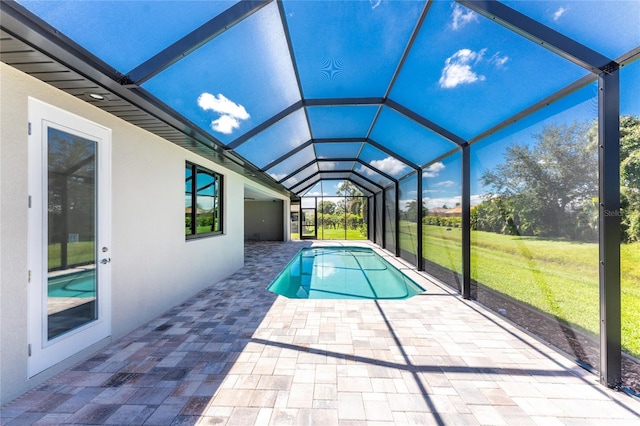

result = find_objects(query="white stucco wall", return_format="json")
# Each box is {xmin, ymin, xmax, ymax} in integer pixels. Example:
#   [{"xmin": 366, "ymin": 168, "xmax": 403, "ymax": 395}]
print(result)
[{"xmin": 0, "ymin": 63, "xmax": 285, "ymax": 404}]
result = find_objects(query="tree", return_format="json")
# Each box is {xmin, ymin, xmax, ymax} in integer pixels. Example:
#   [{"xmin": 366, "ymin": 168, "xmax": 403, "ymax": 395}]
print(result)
[
  {"xmin": 337, "ymin": 180, "xmax": 365, "ymax": 216},
  {"xmin": 318, "ymin": 200, "xmax": 336, "ymax": 215},
  {"xmin": 318, "ymin": 213, "xmax": 336, "ymax": 229},
  {"xmin": 619, "ymin": 116, "xmax": 640, "ymax": 242},
  {"xmin": 404, "ymin": 199, "xmax": 421, "ymax": 223},
  {"xmin": 336, "ymin": 180, "xmax": 362, "ymax": 197},
  {"xmin": 584, "ymin": 115, "xmax": 640, "ymax": 242},
  {"xmin": 620, "ymin": 115, "xmax": 640, "ymax": 190},
  {"xmin": 481, "ymin": 122, "xmax": 597, "ymax": 238},
  {"xmin": 48, "ymin": 131, "xmax": 96, "ymax": 243}
]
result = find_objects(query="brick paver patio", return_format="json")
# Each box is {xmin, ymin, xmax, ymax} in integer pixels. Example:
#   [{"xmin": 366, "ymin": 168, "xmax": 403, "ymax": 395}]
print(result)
[{"xmin": 2, "ymin": 241, "xmax": 639, "ymax": 425}]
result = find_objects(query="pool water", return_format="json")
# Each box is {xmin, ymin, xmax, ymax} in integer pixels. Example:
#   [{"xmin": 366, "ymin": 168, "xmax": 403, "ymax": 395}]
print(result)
[
  {"xmin": 268, "ymin": 247, "xmax": 424, "ymax": 299},
  {"xmin": 48, "ymin": 269, "xmax": 96, "ymax": 298}
]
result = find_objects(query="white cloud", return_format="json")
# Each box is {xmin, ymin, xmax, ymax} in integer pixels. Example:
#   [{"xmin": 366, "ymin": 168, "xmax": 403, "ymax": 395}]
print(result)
[
  {"xmin": 316, "ymin": 262, "xmax": 337, "ymax": 278},
  {"xmin": 197, "ymin": 93, "xmax": 249, "ymax": 135},
  {"xmin": 370, "ymin": 0, "xmax": 381, "ymax": 10},
  {"xmin": 211, "ymin": 114, "xmax": 241, "ymax": 134},
  {"xmin": 423, "ymin": 162, "xmax": 445, "ymax": 178},
  {"xmin": 305, "ymin": 191, "xmax": 330, "ymax": 197},
  {"xmin": 435, "ymin": 180, "xmax": 455, "ymax": 187},
  {"xmin": 490, "ymin": 53, "xmax": 509, "ymax": 69},
  {"xmin": 451, "ymin": 4, "xmax": 478, "ymax": 30},
  {"xmin": 424, "ymin": 194, "xmax": 484, "ymax": 209},
  {"xmin": 470, "ymin": 194, "xmax": 483, "ymax": 206},
  {"xmin": 355, "ymin": 165, "xmax": 372, "ymax": 176},
  {"xmin": 198, "ymin": 93, "xmax": 249, "ymax": 120},
  {"xmin": 369, "ymin": 157, "xmax": 408, "ymax": 176},
  {"xmin": 553, "ymin": 7, "xmax": 568, "ymax": 21},
  {"xmin": 424, "ymin": 196, "xmax": 459, "ymax": 209},
  {"xmin": 439, "ymin": 48, "xmax": 508, "ymax": 89},
  {"xmin": 284, "ymin": 176, "xmax": 299, "ymax": 186},
  {"xmin": 268, "ymin": 172, "xmax": 288, "ymax": 181},
  {"xmin": 323, "ymin": 162, "xmax": 337, "ymax": 171},
  {"xmin": 439, "ymin": 49, "xmax": 486, "ymax": 89}
]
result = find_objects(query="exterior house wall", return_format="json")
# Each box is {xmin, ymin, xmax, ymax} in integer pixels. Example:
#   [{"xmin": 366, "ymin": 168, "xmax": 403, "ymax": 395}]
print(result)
[
  {"xmin": 0, "ymin": 63, "xmax": 286, "ymax": 404},
  {"xmin": 244, "ymin": 201, "xmax": 284, "ymax": 241}
]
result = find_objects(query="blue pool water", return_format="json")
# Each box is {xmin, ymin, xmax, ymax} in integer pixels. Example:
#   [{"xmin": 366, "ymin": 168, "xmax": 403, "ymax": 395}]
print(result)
[
  {"xmin": 48, "ymin": 269, "xmax": 96, "ymax": 298},
  {"xmin": 268, "ymin": 247, "xmax": 424, "ymax": 299}
]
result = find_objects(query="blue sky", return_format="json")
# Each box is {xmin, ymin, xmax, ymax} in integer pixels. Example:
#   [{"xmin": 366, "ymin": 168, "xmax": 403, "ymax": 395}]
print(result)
[
  {"xmin": 19, "ymin": 0, "xmax": 639, "ymax": 202},
  {"xmin": 18, "ymin": 0, "xmax": 236, "ymax": 73},
  {"xmin": 418, "ymin": 80, "xmax": 602, "ymax": 209},
  {"xmin": 421, "ymin": 153, "xmax": 464, "ymax": 210},
  {"xmin": 389, "ymin": 1, "xmax": 590, "ymax": 140},
  {"xmin": 502, "ymin": 0, "xmax": 640, "ymax": 59}
]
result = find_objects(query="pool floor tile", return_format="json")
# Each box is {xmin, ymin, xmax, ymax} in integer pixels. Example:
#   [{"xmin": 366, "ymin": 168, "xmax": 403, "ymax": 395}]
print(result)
[{"xmin": 2, "ymin": 241, "xmax": 640, "ymax": 425}]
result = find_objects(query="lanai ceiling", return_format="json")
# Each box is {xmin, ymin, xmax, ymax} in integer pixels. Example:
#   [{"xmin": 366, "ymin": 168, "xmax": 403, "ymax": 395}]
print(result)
[{"xmin": 1, "ymin": 0, "xmax": 638, "ymax": 198}]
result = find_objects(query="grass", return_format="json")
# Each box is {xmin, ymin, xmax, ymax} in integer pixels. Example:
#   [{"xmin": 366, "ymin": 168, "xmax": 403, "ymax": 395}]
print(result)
[
  {"xmin": 48, "ymin": 242, "xmax": 95, "ymax": 269},
  {"xmin": 318, "ymin": 227, "xmax": 367, "ymax": 240},
  {"xmin": 621, "ymin": 243, "xmax": 640, "ymax": 359},
  {"xmin": 293, "ymin": 227, "xmax": 367, "ymax": 240},
  {"xmin": 398, "ymin": 222, "xmax": 640, "ymax": 359}
]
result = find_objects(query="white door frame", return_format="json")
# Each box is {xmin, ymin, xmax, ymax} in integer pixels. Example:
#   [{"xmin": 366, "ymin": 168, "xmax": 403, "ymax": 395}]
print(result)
[{"xmin": 27, "ymin": 97, "xmax": 112, "ymax": 377}]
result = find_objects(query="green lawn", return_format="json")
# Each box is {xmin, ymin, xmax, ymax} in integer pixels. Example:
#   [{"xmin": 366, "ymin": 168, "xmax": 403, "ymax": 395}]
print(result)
[
  {"xmin": 48, "ymin": 241, "xmax": 95, "ymax": 269},
  {"xmin": 317, "ymin": 227, "xmax": 367, "ymax": 240},
  {"xmin": 399, "ymin": 222, "xmax": 640, "ymax": 358},
  {"xmin": 292, "ymin": 227, "xmax": 366, "ymax": 240}
]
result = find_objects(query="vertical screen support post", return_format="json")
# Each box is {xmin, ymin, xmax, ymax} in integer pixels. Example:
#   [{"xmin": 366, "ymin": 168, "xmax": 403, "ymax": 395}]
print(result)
[
  {"xmin": 462, "ymin": 144, "xmax": 471, "ymax": 299},
  {"xmin": 395, "ymin": 182, "xmax": 400, "ymax": 257},
  {"xmin": 417, "ymin": 170, "xmax": 424, "ymax": 271},
  {"xmin": 598, "ymin": 68, "xmax": 621, "ymax": 389}
]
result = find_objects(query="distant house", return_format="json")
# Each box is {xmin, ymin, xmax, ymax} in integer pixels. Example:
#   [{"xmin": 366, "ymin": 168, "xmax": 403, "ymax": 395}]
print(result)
[
  {"xmin": 184, "ymin": 206, "xmax": 204, "ymax": 215},
  {"xmin": 427, "ymin": 206, "xmax": 462, "ymax": 217}
]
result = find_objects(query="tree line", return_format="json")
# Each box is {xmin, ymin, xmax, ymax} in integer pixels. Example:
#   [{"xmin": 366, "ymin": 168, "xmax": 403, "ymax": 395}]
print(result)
[
  {"xmin": 475, "ymin": 116, "xmax": 639, "ymax": 243},
  {"xmin": 398, "ymin": 116, "xmax": 639, "ymax": 243},
  {"xmin": 314, "ymin": 181, "xmax": 368, "ymax": 232}
]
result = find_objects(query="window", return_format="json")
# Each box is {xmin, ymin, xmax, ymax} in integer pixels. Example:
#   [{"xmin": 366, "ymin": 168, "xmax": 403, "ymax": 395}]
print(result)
[{"xmin": 185, "ymin": 162, "xmax": 223, "ymax": 238}]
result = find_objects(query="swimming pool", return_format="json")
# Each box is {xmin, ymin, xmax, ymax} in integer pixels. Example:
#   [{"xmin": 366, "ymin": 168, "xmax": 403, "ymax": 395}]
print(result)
[
  {"xmin": 48, "ymin": 269, "xmax": 96, "ymax": 298},
  {"xmin": 268, "ymin": 247, "xmax": 424, "ymax": 299}
]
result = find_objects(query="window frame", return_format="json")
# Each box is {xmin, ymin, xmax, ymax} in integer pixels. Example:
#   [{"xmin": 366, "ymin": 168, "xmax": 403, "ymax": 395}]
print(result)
[{"xmin": 185, "ymin": 161, "xmax": 224, "ymax": 239}]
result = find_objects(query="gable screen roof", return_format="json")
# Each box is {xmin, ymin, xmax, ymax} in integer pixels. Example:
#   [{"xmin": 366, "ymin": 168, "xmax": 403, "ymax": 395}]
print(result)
[{"xmin": 2, "ymin": 0, "xmax": 637, "ymax": 198}]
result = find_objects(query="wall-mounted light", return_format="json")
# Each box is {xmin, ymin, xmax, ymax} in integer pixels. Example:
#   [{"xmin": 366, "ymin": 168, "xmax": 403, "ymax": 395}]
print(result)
[{"xmin": 88, "ymin": 93, "xmax": 105, "ymax": 100}]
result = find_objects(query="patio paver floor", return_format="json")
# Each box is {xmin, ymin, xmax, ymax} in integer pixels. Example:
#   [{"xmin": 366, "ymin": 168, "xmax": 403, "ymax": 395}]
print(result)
[{"xmin": 2, "ymin": 240, "xmax": 639, "ymax": 425}]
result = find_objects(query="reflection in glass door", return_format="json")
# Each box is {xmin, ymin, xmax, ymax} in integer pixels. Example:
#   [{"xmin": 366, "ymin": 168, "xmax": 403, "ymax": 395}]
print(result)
[{"xmin": 47, "ymin": 128, "xmax": 97, "ymax": 340}]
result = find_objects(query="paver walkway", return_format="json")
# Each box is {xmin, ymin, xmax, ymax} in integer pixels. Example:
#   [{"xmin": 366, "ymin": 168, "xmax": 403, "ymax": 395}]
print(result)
[{"xmin": 2, "ymin": 240, "xmax": 640, "ymax": 425}]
